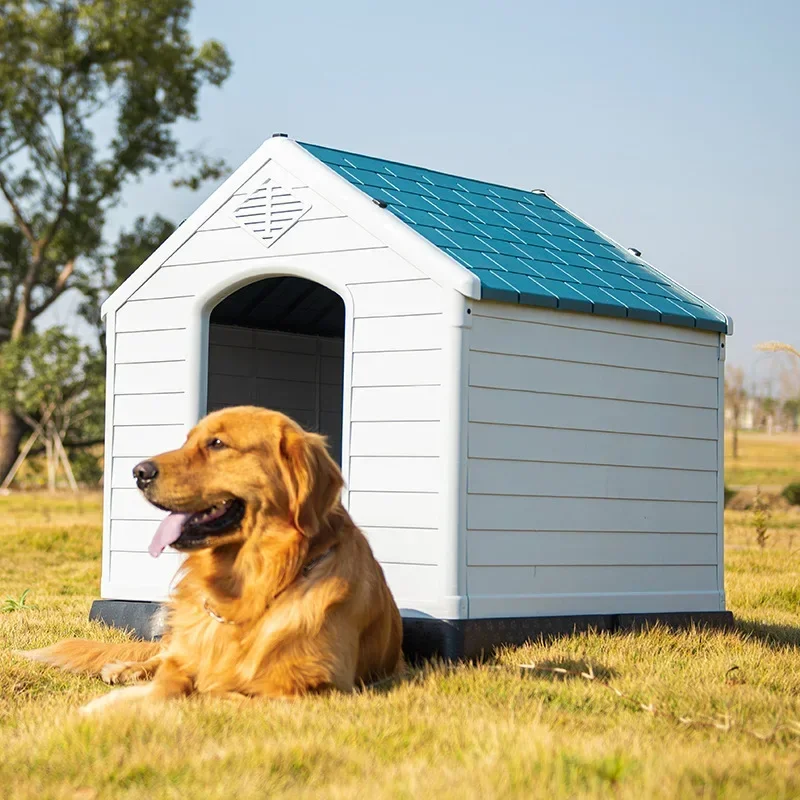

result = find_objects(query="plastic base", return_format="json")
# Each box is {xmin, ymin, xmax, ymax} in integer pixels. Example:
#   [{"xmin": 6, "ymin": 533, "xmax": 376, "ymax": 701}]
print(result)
[{"xmin": 89, "ymin": 600, "xmax": 734, "ymax": 661}]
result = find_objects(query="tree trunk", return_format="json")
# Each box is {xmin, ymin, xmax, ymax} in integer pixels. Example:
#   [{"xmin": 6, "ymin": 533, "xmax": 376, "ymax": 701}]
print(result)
[{"xmin": 0, "ymin": 408, "xmax": 24, "ymax": 483}]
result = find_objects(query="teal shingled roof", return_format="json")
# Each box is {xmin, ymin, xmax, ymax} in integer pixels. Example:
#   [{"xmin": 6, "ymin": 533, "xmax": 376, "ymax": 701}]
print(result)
[{"xmin": 299, "ymin": 142, "xmax": 728, "ymax": 334}]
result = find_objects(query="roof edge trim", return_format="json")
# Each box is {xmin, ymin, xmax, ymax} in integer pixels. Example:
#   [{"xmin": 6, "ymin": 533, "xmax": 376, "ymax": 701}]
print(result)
[
  {"xmin": 542, "ymin": 191, "xmax": 732, "ymax": 335},
  {"xmin": 278, "ymin": 139, "xmax": 480, "ymax": 299},
  {"xmin": 101, "ymin": 137, "xmax": 284, "ymax": 319}
]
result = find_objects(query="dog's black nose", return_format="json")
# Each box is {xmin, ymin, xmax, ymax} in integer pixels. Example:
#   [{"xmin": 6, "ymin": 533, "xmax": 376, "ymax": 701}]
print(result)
[{"xmin": 133, "ymin": 460, "xmax": 158, "ymax": 486}]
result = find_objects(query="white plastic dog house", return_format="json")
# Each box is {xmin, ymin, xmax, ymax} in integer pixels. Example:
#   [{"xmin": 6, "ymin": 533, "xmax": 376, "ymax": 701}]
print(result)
[{"xmin": 92, "ymin": 136, "xmax": 733, "ymax": 658}]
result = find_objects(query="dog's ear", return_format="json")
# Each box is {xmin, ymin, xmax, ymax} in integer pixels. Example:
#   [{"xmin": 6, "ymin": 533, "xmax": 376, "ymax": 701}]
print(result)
[{"xmin": 278, "ymin": 425, "xmax": 344, "ymax": 537}]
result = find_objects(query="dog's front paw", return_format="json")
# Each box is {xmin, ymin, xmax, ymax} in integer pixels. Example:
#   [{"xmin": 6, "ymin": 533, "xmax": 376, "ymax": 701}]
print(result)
[
  {"xmin": 100, "ymin": 661, "xmax": 147, "ymax": 685},
  {"xmin": 79, "ymin": 685, "xmax": 153, "ymax": 715}
]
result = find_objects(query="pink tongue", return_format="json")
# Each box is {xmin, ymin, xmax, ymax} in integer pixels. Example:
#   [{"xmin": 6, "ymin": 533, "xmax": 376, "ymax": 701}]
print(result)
[{"xmin": 149, "ymin": 513, "xmax": 191, "ymax": 558}]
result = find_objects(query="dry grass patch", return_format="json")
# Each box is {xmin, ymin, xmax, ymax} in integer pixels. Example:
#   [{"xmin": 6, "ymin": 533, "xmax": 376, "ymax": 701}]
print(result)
[
  {"xmin": 1, "ymin": 492, "xmax": 799, "ymax": 799},
  {"xmin": 725, "ymin": 431, "xmax": 800, "ymax": 488}
]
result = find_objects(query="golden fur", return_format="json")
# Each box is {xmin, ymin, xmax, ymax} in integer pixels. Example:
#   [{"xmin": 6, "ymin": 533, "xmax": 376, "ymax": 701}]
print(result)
[{"xmin": 20, "ymin": 406, "xmax": 403, "ymax": 713}]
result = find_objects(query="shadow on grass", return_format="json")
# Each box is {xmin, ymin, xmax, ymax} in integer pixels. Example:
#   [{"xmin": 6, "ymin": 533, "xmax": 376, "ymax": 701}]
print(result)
[
  {"xmin": 735, "ymin": 619, "xmax": 800, "ymax": 648},
  {"xmin": 519, "ymin": 659, "xmax": 618, "ymax": 682}
]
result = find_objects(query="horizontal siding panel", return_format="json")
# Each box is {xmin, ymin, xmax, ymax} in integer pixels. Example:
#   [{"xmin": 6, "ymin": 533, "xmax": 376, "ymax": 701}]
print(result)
[
  {"xmin": 349, "ymin": 279, "xmax": 442, "ymax": 317},
  {"xmin": 116, "ymin": 297, "xmax": 193, "ymax": 332},
  {"xmin": 112, "ymin": 425, "xmax": 186, "ymax": 458},
  {"xmin": 468, "ymin": 423, "xmax": 717, "ymax": 471},
  {"xmin": 109, "ymin": 551, "xmax": 183, "ymax": 590},
  {"xmin": 255, "ymin": 352, "xmax": 317, "ymax": 381},
  {"xmin": 471, "ymin": 315, "xmax": 718, "ymax": 377},
  {"xmin": 139, "ymin": 249, "xmax": 423, "ymax": 301},
  {"xmin": 351, "ymin": 386, "xmax": 440, "ymax": 422},
  {"xmin": 469, "ymin": 387, "xmax": 717, "ymax": 440},
  {"xmin": 468, "ymin": 565, "xmax": 718, "ymax": 596},
  {"xmin": 467, "ymin": 495, "xmax": 717, "ymax": 533},
  {"xmin": 111, "ymin": 458, "xmax": 140, "ymax": 490},
  {"xmin": 352, "ymin": 350, "xmax": 441, "ymax": 387},
  {"xmin": 474, "ymin": 301, "xmax": 719, "ymax": 347},
  {"xmin": 114, "ymin": 361, "xmax": 186, "ymax": 395},
  {"xmin": 467, "ymin": 459, "xmax": 716, "ymax": 501},
  {"xmin": 116, "ymin": 330, "xmax": 187, "ymax": 364},
  {"xmin": 208, "ymin": 375, "xmax": 254, "ymax": 406},
  {"xmin": 197, "ymin": 192, "xmax": 246, "ymax": 232},
  {"xmin": 348, "ymin": 491, "xmax": 439, "ymax": 529},
  {"xmin": 199, "ymin": 188, "xmax": 344, "ymax": 232},
  {"xmin": 363, "ymin": 528, "xmax": 438, "ymax": 566},
  {"xmin": 320, "ymin": 385, "xmax": 343, "ymax": 413},
  {"xmin": 320, "ymin": 356, "xmax": 344, "ymax": 385},
  {"xmin": 469, "ymin": 351, "xmax": 718, "ymax": 409},
  {"xmin": 467, "ymin": 531, "xmax": 718, "ymax": 567},
  {"xmin": 353, "ymin": 315, "xmax": 442, "ymax": 352},
  {"xmin": 209, "ymin": 344, "xmax": 257, "ymax": 376},
  {"xmin": 109, "ymin": 519, "xmax": 159, "ymax": 551},
  {"xmin": 233, "ymin": 160, "xmax": 304, "ymax": 195},
  {"xmin": 164, "ymin": 218, "xmax": 382, "ymax": 266},
  {"xmin": 349, "ymin": 421, "xmax": 440, "ymax": 457},
  {"xmin": 469, "ymin": 590, "xmax": 722, "ymax": 619},
  {"xmin": 114, "ymin": 393, "xmax": 185, "ymax": 426},
  {"xmin": 349, "ymin": 457, "xmax": 441, "ymax": 493},
  {"xmin": 380, "ymin": 563, "xmax": 439, "ymax": 601},
  {"xmin": 111, "ymin": 488, "xmax": 164, "ymax": 521},
  {"xmin": 254, "ymin": 378, "xmax": 317, "ymax": 411}
]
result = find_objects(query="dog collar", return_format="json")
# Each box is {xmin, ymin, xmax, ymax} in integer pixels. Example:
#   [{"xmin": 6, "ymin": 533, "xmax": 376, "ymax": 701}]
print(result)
[{"xmin": 203, "ymin": 545, "xmax": 336, "ymax": 625}]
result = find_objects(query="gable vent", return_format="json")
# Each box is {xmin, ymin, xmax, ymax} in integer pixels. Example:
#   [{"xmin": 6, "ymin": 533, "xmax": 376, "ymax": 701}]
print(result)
[{"xmin": 231, "ymin": 179, "xmax": 310, "ymax": 247}]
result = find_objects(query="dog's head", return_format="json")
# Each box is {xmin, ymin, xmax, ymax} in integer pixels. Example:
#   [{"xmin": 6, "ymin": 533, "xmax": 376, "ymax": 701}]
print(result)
[{"xmin": 134, "ymin": 406, "xmax": 343, "ymax": 552}]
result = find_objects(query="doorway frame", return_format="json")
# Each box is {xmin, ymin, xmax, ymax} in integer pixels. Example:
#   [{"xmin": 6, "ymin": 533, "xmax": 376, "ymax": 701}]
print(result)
[{"xmin": 184, "ymin": 262, "xmax": 355, "ymax": 504}]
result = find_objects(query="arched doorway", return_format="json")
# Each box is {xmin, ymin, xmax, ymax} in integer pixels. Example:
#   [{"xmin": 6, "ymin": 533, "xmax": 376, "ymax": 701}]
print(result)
[{"xmin": 207, "ymin": 276, "xmax": 346, "ymax": 462}]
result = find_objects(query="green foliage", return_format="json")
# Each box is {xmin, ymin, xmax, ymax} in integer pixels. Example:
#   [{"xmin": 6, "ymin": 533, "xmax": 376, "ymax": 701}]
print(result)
[
  {"xmin": 76, "ymin": 213, "xmax": 176, "ymax": 337},
  {"xmin": 781, "ymin": 482, "xmax": 800, "ymax": 506},
  {"xmin": 68, "ymin": 448, "xmax": 102, "ymax": 486},
  {"xmin": 0, "ymin": 328, "xmax": 104, "ymax": 449},
  {"xmin": 1, "ymin": 588, "xmax": 36, "ymax": 612},
  {"xmin": 0, "ymin": 0, "xmax": 231, "ymax": 341}
]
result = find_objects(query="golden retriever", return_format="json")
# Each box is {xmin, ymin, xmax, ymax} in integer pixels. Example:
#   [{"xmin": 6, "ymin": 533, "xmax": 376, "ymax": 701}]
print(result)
[{"xmin": 20, "ymin": 406, "xmax": 403, "ymax": 713}]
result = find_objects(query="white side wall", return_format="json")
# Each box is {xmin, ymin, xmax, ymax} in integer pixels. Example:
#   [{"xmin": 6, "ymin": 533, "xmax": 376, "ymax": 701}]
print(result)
[
  {"xmin": 464, "ymin": 302, "xmax": 724, "ymax": 619},
  {"xmin": 103, "ymin": 156, "xmax": 454, "ymax": 617}
]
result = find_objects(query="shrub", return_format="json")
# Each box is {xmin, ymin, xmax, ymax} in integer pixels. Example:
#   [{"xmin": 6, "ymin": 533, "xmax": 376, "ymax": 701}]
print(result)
[
  {"xmin": 781, "ymin": 482, "xmax": 800, "ymax": 506},
  {"xmin": 68, "ymin": 450, "xmax": 103, "ymax": 487}
]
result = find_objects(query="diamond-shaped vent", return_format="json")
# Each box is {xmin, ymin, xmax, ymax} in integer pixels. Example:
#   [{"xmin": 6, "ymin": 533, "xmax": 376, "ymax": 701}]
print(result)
[{"xmin": 231, "ymin": 179, "xmax": 310, "ymax": 247}]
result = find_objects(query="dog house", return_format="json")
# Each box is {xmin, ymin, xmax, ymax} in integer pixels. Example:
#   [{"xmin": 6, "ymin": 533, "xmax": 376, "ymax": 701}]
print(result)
[{"xmin": 92, "ymin": 136, "xmax": 733, "ymax": 658}]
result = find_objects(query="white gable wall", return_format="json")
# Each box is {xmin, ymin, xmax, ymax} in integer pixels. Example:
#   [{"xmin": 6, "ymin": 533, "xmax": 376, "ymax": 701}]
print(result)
[
  {"xmin": 463, "ymin": 302, "xmax": 725, "ymax": 618},
  {"xmin": 102, "ymin": 154, "xmax": 462, "ymax": 618}
]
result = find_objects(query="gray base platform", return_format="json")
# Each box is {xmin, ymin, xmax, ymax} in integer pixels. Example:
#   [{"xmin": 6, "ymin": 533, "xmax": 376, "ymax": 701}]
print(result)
[{"xmin": 90, "ymin": 600, "xmax": 734, "ymax": 661}]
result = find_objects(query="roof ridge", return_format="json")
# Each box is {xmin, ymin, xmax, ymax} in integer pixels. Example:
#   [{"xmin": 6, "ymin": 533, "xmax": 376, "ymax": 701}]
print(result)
[{"xmin": 298, "ymin": 140, "xmax": 543, "ymax": 199}]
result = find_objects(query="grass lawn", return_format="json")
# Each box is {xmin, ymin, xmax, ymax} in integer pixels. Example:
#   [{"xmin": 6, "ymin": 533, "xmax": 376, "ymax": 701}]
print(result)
[
  {"xmin": 1, "ymin": 493, "xmax": 800, "ymax": 799},
  {"xmin": 725, "ymin": 431, "xmax": 800, "ymax": 488}
]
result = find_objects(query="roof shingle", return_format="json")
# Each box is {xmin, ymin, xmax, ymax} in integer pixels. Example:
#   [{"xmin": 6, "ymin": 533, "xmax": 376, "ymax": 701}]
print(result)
[{"xmin": 300, "ymin": 142, "xmax": 728, "ymax": 333}]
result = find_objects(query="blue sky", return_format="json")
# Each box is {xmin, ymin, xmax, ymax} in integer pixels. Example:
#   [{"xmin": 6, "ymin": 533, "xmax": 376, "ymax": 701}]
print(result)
[{"xmin": 47, "ymin": 0, "xmax": 800, "ymax": 382}]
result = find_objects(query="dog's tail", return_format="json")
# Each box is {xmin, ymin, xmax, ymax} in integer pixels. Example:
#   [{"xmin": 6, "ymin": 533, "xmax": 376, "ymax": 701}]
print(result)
[{"xmin": 15, "ymin": 639, "xmax": 161, "ymax": 676}]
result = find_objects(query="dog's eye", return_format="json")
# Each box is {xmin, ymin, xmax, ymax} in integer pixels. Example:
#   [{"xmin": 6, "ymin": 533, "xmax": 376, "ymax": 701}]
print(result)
[{"xmin": 206, "ymin": 438, "xmax": 227, "ymax": 451}]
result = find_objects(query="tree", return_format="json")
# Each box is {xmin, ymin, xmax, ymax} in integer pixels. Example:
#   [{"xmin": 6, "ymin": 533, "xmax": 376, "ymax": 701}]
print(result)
[
  {"xmin": 0, "ymin": 327, "xmax": 104, "ymax": 489},
  {"xmin": 725, "ymin": 365, "xmax": 747, "ymax": 459},
  {"xmin": 77, "ymin": 213, "xmax": 176, "ymax": 348},
  {"xmin": 0, "ymin": 0, "xmax": 231, "ymax": 479}
]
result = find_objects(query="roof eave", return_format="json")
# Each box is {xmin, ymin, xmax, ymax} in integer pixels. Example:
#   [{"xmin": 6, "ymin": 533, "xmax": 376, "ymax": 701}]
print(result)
[{"xmin": 542, "ymin": 191, "xmax": 732, "ymax": 335}]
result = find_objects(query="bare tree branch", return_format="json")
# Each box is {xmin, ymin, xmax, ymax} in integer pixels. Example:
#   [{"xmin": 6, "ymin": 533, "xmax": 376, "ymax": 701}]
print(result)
[
  {"xmin": 28, "ymin": 260, "xmax": 75, "ymax": 320},
  {"xmin": 0, "ymin": 169, "xmax": 36, "ymax": 245}
]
